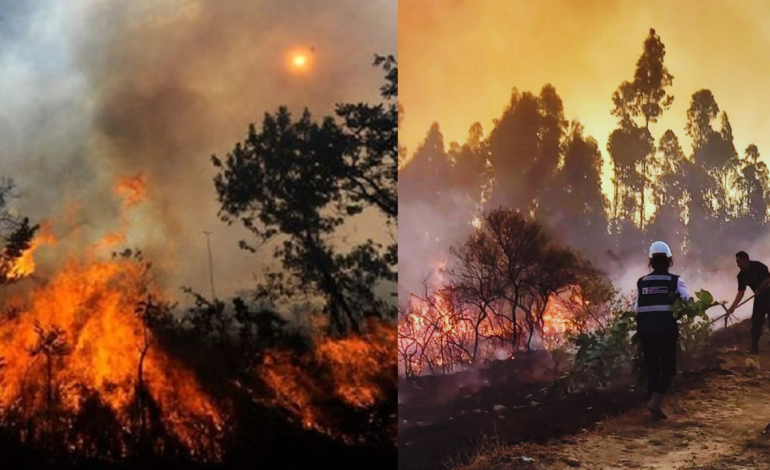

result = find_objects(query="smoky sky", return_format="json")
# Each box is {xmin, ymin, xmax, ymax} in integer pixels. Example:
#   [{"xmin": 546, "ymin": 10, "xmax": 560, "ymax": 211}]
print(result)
[
  {"xmin": 0, "ymin": 0, "xmax": 396, "ymax": 299},
  {"xmin": 398, "ymin": 0, "xmax": 770, "ymax": 319},
  {"xmin": 400, "ymin": 0, "xmax": 770, "ymax": 196}
]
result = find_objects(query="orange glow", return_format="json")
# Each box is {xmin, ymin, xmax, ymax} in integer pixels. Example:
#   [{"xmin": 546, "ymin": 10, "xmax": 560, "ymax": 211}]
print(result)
[
  {"xmin": 293, "ymin": 54, "xmax": 307, "ymax": 67},
  {"xmin": 397, "ymin": 259, "xmax": 582, "ymax": 374},
  {"xmin": 288, "ymin": 50, "xmax": 312, "ymax": 72},
  {"xmin": 5, "ymin": 220, "xmax": 55, "ymax": 280},
  {"xmin": 0, "ymin": 179, "xmax": 222, "ymax": 459},
  {"xmin": 400, "ymin": 0, "xmax": 770, "ymax": 204},
  {"xmin": 258, "ymin": 319, "xmax": 395, "ymax": 444},
  {"xmin": 115, "ymin": 174, "xmax": 148, "ymax": 209}
]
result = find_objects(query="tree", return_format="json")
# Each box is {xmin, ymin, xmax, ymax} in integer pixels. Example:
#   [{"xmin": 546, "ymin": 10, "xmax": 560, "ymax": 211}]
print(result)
[
  {"xmin": 0, "ymin": 178, "xmax": 38, "ymax": 285},
  {"xmin": 398, "ymin": 122, "xmax": 449, "ymax": 203},
  {"xmin": 487, "ymin": 89, "xmax": 542, "ymax": 210},
  {"xmin": 647, "ymin": 130, "xmax": 688, "ymax": 252},
  {"xmin": 684, "ymin": 90, "xmax": 739, "ymax": 258},
  {"xmin": 133, "ymin": 293, "xmax": 174, "ymax": 443},
  {"xmin": 734, "ymin": 144, "xmax": 769, "ymax": 245},
  {"xmin": 546, "ymin": 122, "xmax": 608, "ymax": 260},
  {"xmin": 335, "ymin": 54, "xmax": 398, "ymax": 219},
  {"xmin": 28, "ymin": 322, "xmax": 71, "ymax": 440},
  {"xmin": 213, "ymin": 57, "xmax": 397, "ymax": 335},
  {"xmin": 608, "ymin": 28, "xmax": 674, "ymax": 231},
  {"xmin": 448, "ymin": 122, "xmax": 487, "ymax": 198}
]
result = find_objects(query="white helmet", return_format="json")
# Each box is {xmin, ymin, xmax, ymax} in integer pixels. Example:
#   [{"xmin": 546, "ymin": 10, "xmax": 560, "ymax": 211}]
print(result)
[{"xmin": 649, "ymin": 241, "xmax": 673, "ymax": 258}]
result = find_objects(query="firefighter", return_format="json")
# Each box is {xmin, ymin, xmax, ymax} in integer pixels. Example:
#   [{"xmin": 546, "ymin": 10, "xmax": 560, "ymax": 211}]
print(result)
[
  {"xmin": 635, "ymin": 241, "xmax": 692, "ymax": 420},
  {"xmin": 726, "ymin": 251, "xmax": 770, "ymax": 354}
]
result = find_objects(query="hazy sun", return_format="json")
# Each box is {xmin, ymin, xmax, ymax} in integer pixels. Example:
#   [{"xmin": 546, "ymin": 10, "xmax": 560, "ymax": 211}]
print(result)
[{"xmin": 293, "ymin": 54, "xmax": 307, "ymax": 67}]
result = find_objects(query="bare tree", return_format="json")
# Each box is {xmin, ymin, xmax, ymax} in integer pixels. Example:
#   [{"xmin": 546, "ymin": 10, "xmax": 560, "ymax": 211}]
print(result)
[{"xmin": 28, "ymin": 322, "xmax": 71, "ymax": 439}]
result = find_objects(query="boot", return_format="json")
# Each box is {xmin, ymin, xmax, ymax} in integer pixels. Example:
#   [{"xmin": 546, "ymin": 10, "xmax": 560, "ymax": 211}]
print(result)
[
  {"xmin": 748, "ymin": 340, "xmax": 759, "ymax": 354},
  {"xmin": 647, "ymin": 392, "xmax": 668, "ymax": 421}
]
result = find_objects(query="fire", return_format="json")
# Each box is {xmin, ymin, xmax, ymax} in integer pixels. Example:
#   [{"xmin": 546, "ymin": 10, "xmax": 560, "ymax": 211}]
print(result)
[
  {"xmin": 115, "ymin": 174, "xmax": 148, "ymax": 209},
  {"xmin": 0, "ymin": 176, "xmax": 222, "ymax": 459},
  {"xmin": 258, "ymin": 319, "xmax": 395, "ymax": 444},
  {"xmin": 398, "ymin": 256, "xmax": 583, "ymax": 375},
  {"xmin": 5, "ymin": 220, "xmax": 55, "ymax": 280}
]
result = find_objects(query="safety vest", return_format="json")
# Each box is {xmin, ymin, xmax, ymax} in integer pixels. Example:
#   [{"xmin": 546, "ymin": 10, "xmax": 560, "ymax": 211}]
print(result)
[{"xmin": 636, "ymin": 272, "xmax": 679, "ymax": 335}]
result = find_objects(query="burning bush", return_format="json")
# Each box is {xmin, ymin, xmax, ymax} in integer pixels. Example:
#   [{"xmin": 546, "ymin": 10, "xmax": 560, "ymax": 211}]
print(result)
[
  {"xmin": 398, "ymin": 208, "xmax": 612, "ymax": 376},
  {"xmin": 0, "ymin": 243, "xmax": 223, "ymax": 461}
]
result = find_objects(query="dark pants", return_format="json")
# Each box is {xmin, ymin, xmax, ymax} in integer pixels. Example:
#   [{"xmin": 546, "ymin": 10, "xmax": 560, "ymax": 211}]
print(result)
[
  {"xmin": 639, "ymin": 333, "xmax": 678, "ymax": 396},
  {"xmin": 751, "ymin": 294, "xmax": 770, "ymax": 344}
]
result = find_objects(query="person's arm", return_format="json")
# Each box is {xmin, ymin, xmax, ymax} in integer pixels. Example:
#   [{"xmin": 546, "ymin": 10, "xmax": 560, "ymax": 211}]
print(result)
[
  {"xmin": 728, "ymin": 290, "xmax": 745, "ymax": 314},
  {"xmin": 677, "ymin": 277, "xmax": 693, "ymax": 301}
]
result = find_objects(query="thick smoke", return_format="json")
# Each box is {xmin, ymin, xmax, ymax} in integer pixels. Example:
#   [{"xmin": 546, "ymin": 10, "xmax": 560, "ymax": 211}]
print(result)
[{"xmin": 1, "ymin": 0, "xmax": 396, "ymax": 299}]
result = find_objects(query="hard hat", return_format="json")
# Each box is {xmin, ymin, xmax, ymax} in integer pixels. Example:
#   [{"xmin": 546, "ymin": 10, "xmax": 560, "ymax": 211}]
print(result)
[{"xmin": 649, "ymin": 241, "xmax": 673, "ymax": 258}]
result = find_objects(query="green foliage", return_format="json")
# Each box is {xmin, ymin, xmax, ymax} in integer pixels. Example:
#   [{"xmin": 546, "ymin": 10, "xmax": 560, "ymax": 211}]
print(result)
[
  {"xmin": 212, "ymin": 57, "xmax": 397, "ymax": 335},
  {"xmin": 561, "ymin": 289, "xmax": 720, "ymax": 393},
  {"xmin": 558, "ymin": 309, "xmax": 638, "ymax": 392},
  {"xmin": 673, "ymin": 290, "xmax": 716, "ymax": 368}
]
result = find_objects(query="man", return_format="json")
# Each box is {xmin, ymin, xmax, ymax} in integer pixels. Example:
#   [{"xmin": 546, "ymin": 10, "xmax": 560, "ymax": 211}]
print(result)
[
  {"xmin": 636, "ymin": 241, "xmax": 692, "ymax": 420},
  {"xmin": 727, "ymin": 251, "xmax": 770, "ymax": 354}
]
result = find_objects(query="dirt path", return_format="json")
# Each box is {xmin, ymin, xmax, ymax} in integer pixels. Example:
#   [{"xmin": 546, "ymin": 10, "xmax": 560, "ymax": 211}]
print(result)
[{"xmin": 458, "ymin": 345, "xmax": 770, "ymax": 470}]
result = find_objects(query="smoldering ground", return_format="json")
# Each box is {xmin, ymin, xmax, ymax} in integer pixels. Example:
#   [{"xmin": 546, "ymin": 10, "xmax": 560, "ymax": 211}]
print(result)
[{"xmin": 0, "ymin": 0, "xmax": 396, "ymax": 299}]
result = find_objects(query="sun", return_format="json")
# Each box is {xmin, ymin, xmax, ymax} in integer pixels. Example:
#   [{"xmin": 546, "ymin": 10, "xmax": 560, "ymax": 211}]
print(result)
[
  {"xmin": 289, "ymin": 51, "xmax": 310, "ymax": 72},
  {"xmin": 293, "ymin": 54, "xmax": 307, "ymax": 67}
]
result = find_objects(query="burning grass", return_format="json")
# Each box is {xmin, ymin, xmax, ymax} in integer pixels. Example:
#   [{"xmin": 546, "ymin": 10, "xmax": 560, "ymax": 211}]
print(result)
[
  {"xmin": 0, "ymin": 243, "xmax": 223, "ymax": 460},
  {"xmin": 257, "ymin": 318, "xmax": 396, "ymax": 446},
  {"xmin": 0, "ymin": 173, "xmax": 396, "ymax": 466}
]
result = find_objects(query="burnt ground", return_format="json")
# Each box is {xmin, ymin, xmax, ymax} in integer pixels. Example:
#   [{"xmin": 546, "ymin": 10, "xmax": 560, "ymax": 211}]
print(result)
[{"xmin": 398, "ymin": 323, "xmax": 740, "ymax": 470}]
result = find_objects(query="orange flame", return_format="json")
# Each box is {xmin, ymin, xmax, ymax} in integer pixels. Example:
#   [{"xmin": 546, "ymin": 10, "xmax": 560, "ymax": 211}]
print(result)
[
  {"xmin": 0, "ymin": 178, "xmax": 222, "ymax": 459},
  {"xmin": 5, "ymin": 221, "xmax": 56, "ymax": 280},
  {"xmin": 0, "ymin": 247, "xmax": 222, "ymax": 457},
  {"xmin": 258, "ymin": 319, "xmax": 395, "ymax": 444},
  {"xmin": 115, "ymin": 174, "xmax": 148, "ymax": 209}
]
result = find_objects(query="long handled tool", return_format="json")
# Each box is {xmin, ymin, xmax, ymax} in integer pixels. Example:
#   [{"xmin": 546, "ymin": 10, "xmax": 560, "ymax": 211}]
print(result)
[{"xmin": 709, "ymin": 293, "xmax": 755, "ymax": 327}]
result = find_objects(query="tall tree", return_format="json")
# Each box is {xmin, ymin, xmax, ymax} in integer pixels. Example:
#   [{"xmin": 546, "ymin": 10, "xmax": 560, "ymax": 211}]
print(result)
[
  {"xmin": 734, "ymin": 144, "xmax": 770, "ymax": 245},
  {"xmin": 684, "ymin": 90, "xmax": 738, "ymax": 258},
  {"xmin": 398, "ymin": 122, "xmax": 449, "ymax": 203},
  {"xmin": 487, "ymin": 89, "xmax": 542, "ymax": 211},
  {"xmin": 647, "ymin": 130, "xmax": 688, "ymax": 253},
  {"xmin": 448, "ymin": 122, "xmax": 487, "ymax": 199},
  {"xmin": 548, "ymin": 122, "xmax": 608, "ymax": 260},
  {"xmin": 608, "ymin": 28, "xmax": 674, "ymax": 231},
  {"xmin": 213, "ymin": 58, "xmax": 397, "ymax": 335}
]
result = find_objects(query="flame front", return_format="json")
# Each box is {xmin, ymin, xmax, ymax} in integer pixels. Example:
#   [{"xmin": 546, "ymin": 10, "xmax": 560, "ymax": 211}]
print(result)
[
  {"xmin": 259, "ymin": 319, "xmax": 396, "ymax": 445},
  {"xmin": 0, "ymin": 176, "xmax": 222, "ymax": 460},
  {"xmin": 398, "ymin": 261, "xmax": 583, "ymax": 375},
  {"xmin": 0, "ymin": 250, "xmax": 222, "ymax": 458}
]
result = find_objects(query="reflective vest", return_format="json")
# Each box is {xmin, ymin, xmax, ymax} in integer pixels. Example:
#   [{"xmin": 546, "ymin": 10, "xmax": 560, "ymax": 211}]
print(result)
[{"xmin": 636, "ymin": 272, "xmax": 679, "ymax": 335}]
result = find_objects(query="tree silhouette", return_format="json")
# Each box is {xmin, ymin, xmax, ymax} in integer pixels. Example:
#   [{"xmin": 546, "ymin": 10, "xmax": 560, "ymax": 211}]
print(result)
[
  {"xmin": 28, "ymin": 322, "xmax": 71, "ymax": 440},
  {"xmin": 609, "ymin": 28, "xmax": 673, "ymax": 230},
  {"xmin": 546, "ymin": 122, "xmax": 608, "ymax": 260},
  {"xmin": 213, "ymin": 57, "xmax": 397, "ymax": 335},
  {"xmin": 684, "ymin": 89, "xmax": 739, "ymax": 258},
  {"xmin": 647, "ymin": 130, "xmax": 688, "ymax": 252},
  {"xmin": 398, "ymin": 122, "xmax": 450, "ymax": 203},
  {"xmin": 0, "ymin": 178, "xmax": 38, "ymax": 284}
]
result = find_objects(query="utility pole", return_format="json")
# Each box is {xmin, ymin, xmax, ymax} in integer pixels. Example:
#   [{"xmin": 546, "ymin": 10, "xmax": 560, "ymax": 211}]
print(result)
[{"xmin": 203, "ymin": 231, "xmax": 216, "ymax": 300}]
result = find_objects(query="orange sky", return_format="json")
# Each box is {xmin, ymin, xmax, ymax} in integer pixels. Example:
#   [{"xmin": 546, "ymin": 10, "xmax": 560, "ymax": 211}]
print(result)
[{"xmin": 400, "ymin": 0, "xmax": 770, "ymax": 196}]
